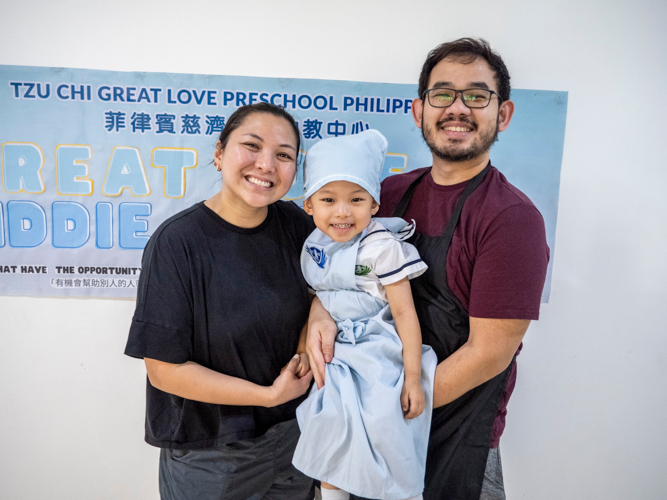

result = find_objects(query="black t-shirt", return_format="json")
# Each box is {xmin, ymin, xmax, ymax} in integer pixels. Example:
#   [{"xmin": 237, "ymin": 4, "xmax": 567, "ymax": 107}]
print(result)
[{"xmin": 125, "ymin": 200, "xmax": 315, "ymax": 449}]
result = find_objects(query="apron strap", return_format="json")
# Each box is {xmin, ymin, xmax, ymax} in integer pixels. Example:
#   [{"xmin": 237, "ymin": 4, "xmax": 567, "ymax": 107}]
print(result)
[
  {"xmin": 391, "ymin": 162, "xmax": 491, "ymax": 291},
  {"xmin": 391, "ymin": 164, "xmax": 491, "ymax": 241},
  {"xmin": 391, "ymin": 169, "xmax": 431, "ymax": 219},
  {"xmin": 439, "ymin": 162, "xmax": 491, "ymax": 251}
]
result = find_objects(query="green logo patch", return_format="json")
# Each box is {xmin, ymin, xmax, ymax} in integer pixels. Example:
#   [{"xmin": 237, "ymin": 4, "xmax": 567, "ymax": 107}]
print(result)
[{"xmin": 355, "ymin": 265, "xmax": 372, "ymax": 276}]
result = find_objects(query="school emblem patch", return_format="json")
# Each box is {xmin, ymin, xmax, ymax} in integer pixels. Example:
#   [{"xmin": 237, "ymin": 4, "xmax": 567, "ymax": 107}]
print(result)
[
  {"xmin": 355, "ymin": 265, "xmax": 371, "ymax": 276},
  {"xmin": 306, "ymin": 245, "xmax": 327, "ymax": 269}
]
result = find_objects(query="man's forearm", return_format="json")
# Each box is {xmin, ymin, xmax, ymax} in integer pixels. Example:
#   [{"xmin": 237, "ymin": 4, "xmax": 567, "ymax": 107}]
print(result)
[{"xmin": 432, "ymin": 317, "xmax": 529, "ymax": 407}]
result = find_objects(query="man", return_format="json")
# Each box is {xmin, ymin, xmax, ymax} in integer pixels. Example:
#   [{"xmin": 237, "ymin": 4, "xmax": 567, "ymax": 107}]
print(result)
[{"xmin": 307, "ymin": 38, "xmax": 549, "ymax": 500}]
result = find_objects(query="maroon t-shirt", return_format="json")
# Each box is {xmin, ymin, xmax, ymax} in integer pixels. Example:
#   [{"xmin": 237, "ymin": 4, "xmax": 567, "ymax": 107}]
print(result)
[{"xmin": 378, "ymin": 165, "xmax": 549, "ymax": 447}]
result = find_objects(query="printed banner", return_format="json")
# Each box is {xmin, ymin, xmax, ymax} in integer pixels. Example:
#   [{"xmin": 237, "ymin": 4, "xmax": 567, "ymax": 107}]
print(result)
[{"xmin": 0, "ymin": 66, "xmax": 567, "ymax": 299}]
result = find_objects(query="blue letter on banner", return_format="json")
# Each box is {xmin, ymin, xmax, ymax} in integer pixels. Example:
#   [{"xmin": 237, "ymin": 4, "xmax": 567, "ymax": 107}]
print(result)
[
  {"xmin": 102, "ymin": 147, "xmax": 150, "ymax": 196},
  {"xmin": 7, "ymin": 201, "xmax": 47, "ymax": 247},
  {"xmin": 119, "ymin": 203, "xmax": 151, "ymax": 249},
  {"xmin": 52, "ymin": 202, "xmax": 90, "ymax": 248},
  {"xmin": 96, "ymin": 202, "xmax": 113, "ymax": 249},
  {"xmin": 56, "ymin": 145, "xmax": 93, "ymax": 195},
  {"xmin": 151, "ymin": 148, "xmax": 198, "ymax": 198},
  {"xmin": 0, "ymin": 202, "xmax": 4, "ymax": 247},
  {"xmin": 2, "ymin": 143, "xmax": 45, "ymax": 193}
]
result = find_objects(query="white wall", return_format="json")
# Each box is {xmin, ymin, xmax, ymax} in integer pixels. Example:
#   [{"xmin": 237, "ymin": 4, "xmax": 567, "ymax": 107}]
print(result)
[{"xmin": 1, "ymin": 1, "xmax": 666, "ymax": 498}]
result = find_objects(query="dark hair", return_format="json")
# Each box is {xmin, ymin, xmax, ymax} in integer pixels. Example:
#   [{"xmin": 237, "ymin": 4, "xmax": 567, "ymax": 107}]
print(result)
[
  {"xmin": 217, "ymin": 102, "xmax": 301, "ymax": 161},
  {"xmin": 417, "ymin": 38, "xmax": 511, "ymax": 103}
]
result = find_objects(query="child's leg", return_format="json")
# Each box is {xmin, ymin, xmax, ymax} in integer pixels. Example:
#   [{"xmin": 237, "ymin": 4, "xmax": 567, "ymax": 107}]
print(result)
[{"xmin": 320, "ymin": 482, "xmax": 349, "ymax": 500}]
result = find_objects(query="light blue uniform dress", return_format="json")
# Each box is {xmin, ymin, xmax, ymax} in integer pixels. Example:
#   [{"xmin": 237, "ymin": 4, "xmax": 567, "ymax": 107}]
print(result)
[{"xmin": 293, "ymin": 218, "xmax": 438, "ymax": 500}]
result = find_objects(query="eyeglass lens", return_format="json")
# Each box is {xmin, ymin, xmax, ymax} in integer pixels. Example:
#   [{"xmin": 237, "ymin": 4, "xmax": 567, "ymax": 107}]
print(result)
[{"xmin": 428, "ymin": 89, "xmax": 492, "ymax": 108}]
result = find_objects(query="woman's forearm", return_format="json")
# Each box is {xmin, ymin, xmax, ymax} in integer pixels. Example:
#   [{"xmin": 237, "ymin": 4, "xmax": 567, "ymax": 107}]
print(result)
[{"xmin": 145, "ymin": 358, "xmax": 275, "ymax": 407}]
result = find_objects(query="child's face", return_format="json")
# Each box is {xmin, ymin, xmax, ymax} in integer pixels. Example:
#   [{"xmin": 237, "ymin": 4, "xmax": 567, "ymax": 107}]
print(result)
[{"xmin": 303, "ymin": 180, "xmax": 379, "ymax": 242}]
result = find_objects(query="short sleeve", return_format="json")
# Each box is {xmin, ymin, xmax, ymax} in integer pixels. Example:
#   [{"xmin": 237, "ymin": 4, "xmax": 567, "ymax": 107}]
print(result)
[
  {"xmin": 124, "ymin": 225, "xmax": 194, "ymax": 363},
  {"xmin": 365, "ymin": 238, "xmax": 427, "ymax": 286},
  {"xmin": 293, "ymin": 204, "xmax": 316, "ymax": 247},
  {"xmin": 277, "ymin": 201, "xmax": 315, "ymax": 254},
  {"xmin": 467, "ymin": 204, "xmax": 550, "ymax": 319}
]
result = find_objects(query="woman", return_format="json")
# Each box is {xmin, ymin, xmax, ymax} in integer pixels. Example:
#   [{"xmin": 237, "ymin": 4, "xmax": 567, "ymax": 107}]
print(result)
[{"xmin": 124, "ymin": 103, "xmax": 316, "ymax": 500}]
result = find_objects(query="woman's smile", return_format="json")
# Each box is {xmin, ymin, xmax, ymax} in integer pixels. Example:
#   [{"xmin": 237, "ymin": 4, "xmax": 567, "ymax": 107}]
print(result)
[{"xmin": 245, "ymin": 175, "xmax": 274, "ymax": 188}]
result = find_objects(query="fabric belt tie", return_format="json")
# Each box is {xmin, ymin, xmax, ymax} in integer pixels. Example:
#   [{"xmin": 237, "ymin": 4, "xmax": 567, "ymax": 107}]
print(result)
[{"xmin": 336, "ymin": 318, "xmax": 368, "ymax": 345}]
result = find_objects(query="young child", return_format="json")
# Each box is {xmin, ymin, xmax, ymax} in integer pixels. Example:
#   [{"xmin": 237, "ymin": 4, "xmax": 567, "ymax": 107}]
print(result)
[{"xmin": 292, "ymin": 130, "xmax": 438, "ymax": 500}]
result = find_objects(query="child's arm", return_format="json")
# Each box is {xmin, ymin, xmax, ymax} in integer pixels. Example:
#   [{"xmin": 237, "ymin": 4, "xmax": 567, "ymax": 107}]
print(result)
[{"xmin": 384, "ymin": 276, "xmax": 425, "ymax": 419}]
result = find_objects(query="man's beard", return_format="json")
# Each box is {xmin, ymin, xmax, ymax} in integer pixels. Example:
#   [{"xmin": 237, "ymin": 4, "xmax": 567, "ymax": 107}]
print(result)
[{"xmin": 422, "ymin": 116, "xmax": 499, "ymax": 163}]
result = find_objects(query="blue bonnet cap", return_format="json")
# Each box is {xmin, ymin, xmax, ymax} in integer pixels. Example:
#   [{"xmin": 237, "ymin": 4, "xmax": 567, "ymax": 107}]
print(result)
[{"xmin": 303, "ymin": 129, "xmax": 388, "ymax": 204}]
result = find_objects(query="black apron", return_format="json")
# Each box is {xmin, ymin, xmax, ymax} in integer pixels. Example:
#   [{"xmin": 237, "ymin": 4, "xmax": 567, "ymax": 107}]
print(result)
[{"xmin": 392, "ymin": 164, "xmax": 512, "ymax": 500}]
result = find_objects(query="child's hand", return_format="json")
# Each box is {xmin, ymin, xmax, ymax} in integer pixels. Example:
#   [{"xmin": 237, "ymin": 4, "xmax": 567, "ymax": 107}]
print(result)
[
  {"xmin": 270, "ymin": 355, "xmax": 313, "ymax": 407},
  {"xmin": 280, "ymin": 353, "xmax": 310, "ymax": 378},
  {"xmin": 401, "ymin": 378, "xmax": 425, "ymax": 419},
  {"xmin": 296, "ymin": 352, "xmax": 310, "ymax": 378}
]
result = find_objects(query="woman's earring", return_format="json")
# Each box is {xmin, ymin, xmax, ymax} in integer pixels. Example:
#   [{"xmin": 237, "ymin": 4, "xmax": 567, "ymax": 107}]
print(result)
[{"xmin": 216, "ymin": 164, "xmax": 221, "ymax": 172}]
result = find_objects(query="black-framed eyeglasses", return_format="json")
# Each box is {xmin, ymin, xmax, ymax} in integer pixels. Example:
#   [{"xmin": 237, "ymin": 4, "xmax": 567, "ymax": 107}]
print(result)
[{"xmin": 422, "ymin": 87, "xmax": 502, "ymax": 109}]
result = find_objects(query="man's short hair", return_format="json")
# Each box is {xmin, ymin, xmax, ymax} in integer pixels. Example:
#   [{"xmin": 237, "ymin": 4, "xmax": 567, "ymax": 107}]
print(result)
[{"xmin": 418, "ymin": 38, "xmax": 511, "ymax": 103}]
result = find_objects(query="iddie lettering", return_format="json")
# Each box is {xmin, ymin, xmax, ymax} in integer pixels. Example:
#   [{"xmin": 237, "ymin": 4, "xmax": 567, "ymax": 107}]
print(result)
[{"xmin": 0, "ymin": 201, "xmax": 153, "ymax": 249}]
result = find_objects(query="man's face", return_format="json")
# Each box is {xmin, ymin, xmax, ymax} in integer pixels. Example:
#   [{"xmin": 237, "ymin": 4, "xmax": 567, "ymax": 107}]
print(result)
[{"xmin": 415, "ymin": 56, "xmax": 511, "ymax": 163}]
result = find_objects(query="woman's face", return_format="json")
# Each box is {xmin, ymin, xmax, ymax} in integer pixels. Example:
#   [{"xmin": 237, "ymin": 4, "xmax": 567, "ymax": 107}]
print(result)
[{"xmin": 214, "ymin": 113, "xmax": 298, "ymax": 210}]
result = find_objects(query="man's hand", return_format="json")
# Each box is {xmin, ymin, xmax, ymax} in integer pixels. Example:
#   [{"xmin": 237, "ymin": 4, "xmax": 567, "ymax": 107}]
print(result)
[
  {"xmin": 401, "ymin": 378, "xmax": 425, "ymax": 419},
  {"xmin": 306, "ymin": 297, "xmax": 337, "ymax": 389}
]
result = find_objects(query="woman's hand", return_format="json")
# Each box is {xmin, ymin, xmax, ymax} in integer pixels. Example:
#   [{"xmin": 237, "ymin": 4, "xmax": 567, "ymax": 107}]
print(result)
[
  {"xmin": 269, "ymin": 355, "xmax": 313, "ymax": 407},
  {"xmin": 401, "ymin": 378, "xmax": 425, "ymax": 419}
]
